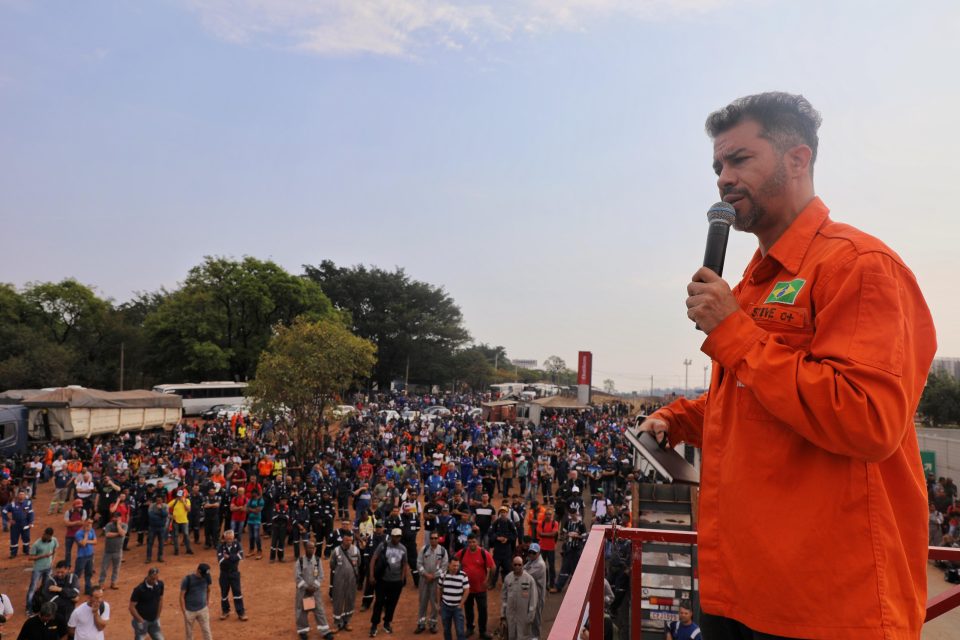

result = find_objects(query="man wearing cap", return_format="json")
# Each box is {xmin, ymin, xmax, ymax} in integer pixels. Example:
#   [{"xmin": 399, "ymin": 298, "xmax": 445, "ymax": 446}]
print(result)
[
  {"xmin": 590, "ymin": 488, "xmax": 610, "ymax": 522},
  {"xmin": 62, "ymin": 499, "xmax": 87, "ymax": 570},
  {"xmin": 415, "ymin": 529, "xmax": 449, "ymax": 634},
  {"xmin": 500, "ymin": 556, "xmax": 537, "ymax": 640},
  {"xmin": 295, "ymin": 540, "xmax": 336, "ymax": 640},
  {"xmin": 129, "ymin": 567, "xmax": 164, "ymax": 640},
  {"xmin": 565, "ymin": 484, "xmax": 584, "ymax": 522},
  {"xmin": 368, "ymin": 527, "xmax": 407, "ymax": 636},
  {"xmin": 524, "ymin": 544, "xmax": 547, "ymax": 639},
  {"xmin": 180, "ymin": 564, "xmax": 213, "ymax": 640}
]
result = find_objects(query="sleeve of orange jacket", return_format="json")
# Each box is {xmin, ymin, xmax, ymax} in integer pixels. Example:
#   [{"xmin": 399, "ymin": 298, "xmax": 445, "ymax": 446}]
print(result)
[
  {"xmin": 703, "ymin": 249, "xmax": 936, "ymax": 463},
  {"xmin": 648, "ymin": 393, "xmax": 708, "ymax": 449}
]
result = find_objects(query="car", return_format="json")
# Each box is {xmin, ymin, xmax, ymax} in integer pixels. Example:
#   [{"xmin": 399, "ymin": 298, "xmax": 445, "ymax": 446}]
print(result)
[
  {"xmin": 378, "ymin": 410, "xmax": 401, "ymax": 423},
  {"xmin": 332, "ymin": 405, "xmax": 358, "ymax": 419},
  {"xmin": 218, "ymin": 404, "xmax": 248, "ymax": 420},
  {"xmin": 424, "ymin": 406, "xmax": 451, "ymax": 417},
  {"xmin": 201, "ymin": 404, "xmax": 231, "ymax": 420}
]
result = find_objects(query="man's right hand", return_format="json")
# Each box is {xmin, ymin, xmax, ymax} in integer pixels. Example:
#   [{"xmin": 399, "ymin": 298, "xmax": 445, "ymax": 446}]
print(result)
[{"xmin": 636, "ymin": 418, "xmax": 670, "ymax": 447}]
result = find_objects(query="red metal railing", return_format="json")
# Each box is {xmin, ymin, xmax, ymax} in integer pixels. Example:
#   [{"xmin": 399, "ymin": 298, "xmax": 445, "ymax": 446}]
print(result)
[{"xmin": 547, "ymin": 525, "xmax": 960, "ymax": 640}]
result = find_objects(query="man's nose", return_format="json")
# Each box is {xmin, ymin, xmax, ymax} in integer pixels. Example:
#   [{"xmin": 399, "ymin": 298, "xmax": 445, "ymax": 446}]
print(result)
[{"xmin": 717, "ymin": 165, "xmax": 736, "ymax": 193}]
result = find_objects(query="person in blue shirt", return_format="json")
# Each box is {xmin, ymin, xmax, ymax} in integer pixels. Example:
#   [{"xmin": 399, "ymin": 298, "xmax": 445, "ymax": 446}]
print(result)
[
  {"xmin": 666, "ymin": 600, "xmax": 701, "ymax": 640},
  {"xmin": 3, "ymin": 490, "xmax": 34, "ymax": 557},
  {"xmin": 444, "ymin": 468, "xmax": 460, "ymax": 492},
  {"xmin": 426, "ymin": 471, "xmax": 444, "ymax": 501},
  {"xmin": 459, "ymin": 455, "xmax": 473, "ymax": 482}
]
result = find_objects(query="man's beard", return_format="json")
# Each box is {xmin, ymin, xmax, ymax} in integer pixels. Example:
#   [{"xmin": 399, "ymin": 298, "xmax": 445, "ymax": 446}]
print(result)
[{"xmin": 728, "ymin": 160, "xmax": 787, "ymax": 233}]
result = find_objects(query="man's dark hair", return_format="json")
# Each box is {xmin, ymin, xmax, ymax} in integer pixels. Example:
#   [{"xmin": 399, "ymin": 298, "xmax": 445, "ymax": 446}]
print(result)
[{"xmin": 705, "ymin": 92, "xmax": 822, "ymax": 173}]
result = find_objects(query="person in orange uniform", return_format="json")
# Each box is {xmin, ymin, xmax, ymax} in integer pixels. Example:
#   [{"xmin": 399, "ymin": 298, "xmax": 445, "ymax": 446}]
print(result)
[{"xmin": 640, "ymin": 92, "xmax": 936, "ymax": 640}]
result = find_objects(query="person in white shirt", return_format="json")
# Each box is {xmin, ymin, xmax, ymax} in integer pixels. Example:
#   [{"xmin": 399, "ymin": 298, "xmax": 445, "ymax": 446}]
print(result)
[
  {"xmin": 0, "ymin": 591, "xmax": 14, "ymax": 623},
  {"xmin": 68, "ymin": 587, "xmax": 110, "ymax": 640}
]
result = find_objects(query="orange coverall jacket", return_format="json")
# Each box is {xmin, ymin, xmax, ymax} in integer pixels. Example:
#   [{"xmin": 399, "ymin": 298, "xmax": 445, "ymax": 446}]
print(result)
[{"xmin": 651, "ymin": 197, "xmax": 936, "ymax": 639}]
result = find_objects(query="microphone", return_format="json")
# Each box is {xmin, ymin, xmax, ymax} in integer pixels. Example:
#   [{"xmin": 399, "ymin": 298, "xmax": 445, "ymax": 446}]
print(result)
[{"xmin": 703, "ymin": 202, "xmax": 736, "ymax": 276}]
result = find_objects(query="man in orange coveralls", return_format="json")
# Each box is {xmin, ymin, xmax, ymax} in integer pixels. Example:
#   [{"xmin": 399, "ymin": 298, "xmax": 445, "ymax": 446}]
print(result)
[{"xmin": 640, "ymin": 92, "xmax": 937, "ymax": 639}]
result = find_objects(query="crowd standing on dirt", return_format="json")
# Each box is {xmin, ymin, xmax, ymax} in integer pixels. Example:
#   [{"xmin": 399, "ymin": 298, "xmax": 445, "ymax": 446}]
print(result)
[{"xmin": 0, "ymin": 390, "xmax": 666, "ymax": 640}]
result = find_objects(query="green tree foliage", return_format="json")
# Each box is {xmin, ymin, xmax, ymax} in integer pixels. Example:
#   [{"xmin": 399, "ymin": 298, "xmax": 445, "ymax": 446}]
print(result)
[
  {"xmin": 247, "ymin": 317, "xmax": 375, "ymax": 461},
  {"xmin": 144, "ymin": 257, "xmax": 334, "ymax": 382},
  {"xmin": 0, "ymin": 279, "xmax": 131, "ymax": 390},
  {"xmin": 304, "ymin": 260, "xmax": 470, "ymax": 388},
  {"xmin": 919, "ymin": 370, "xmax": 960, "ymax": 426},
  {"xmin": 452, "ymin": 347, "xmax": 496, "ymax": 391}
]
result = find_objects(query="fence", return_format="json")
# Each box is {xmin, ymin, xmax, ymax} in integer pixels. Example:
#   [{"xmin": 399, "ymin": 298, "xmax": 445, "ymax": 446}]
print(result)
[{"xmin": 547, "ymin": 525, "xmax": 960, "ymax": 640}]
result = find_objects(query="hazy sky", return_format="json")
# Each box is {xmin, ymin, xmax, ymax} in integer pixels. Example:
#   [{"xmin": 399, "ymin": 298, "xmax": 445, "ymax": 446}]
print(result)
[{"xmin": 2, "ymin": 1, "xmax": 958, "ymax": 393}]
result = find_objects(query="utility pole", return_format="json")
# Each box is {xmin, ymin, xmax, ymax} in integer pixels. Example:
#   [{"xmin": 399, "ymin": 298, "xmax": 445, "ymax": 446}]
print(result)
[
  {"xmin": 703, "ymin": 364, "xmax": 709, "ymax": 389},
  {"xmin": 683, "ymin": 358, "xmax": 692, "ymax": 396},
  {"xmin": 119, "ymin": 342, "xmax": 125, "ymax": 391},
  {"xmin": 405, "ymin": 356, "xmax": 410, "ymax": 393},
  {"xmin": 650, "ymin": 375, "xmax": 654, "ymax": 398}
]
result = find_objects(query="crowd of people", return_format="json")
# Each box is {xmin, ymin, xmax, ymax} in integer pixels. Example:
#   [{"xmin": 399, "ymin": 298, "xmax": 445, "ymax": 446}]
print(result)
[
  {"xmin": 929, "ymin": 475, "xmax": 960, "ymax": 584},
  {"xmin": 0, "ymin": 390, "xmax": 678, "ymax": 640}
]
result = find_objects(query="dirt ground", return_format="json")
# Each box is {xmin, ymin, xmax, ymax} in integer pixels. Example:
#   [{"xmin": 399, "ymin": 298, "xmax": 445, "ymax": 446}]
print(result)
[
  {"xmin": 3, "ymin": 480, "xmax": 959, "ymax": 639},
  {"xmin": 0, "ymin": 481, "xmax": 518, "ymax": 640}
]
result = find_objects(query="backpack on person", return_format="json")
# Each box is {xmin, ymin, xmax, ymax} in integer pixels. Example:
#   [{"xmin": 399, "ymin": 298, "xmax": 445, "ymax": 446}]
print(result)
[{"xmin": 455, "ymin": 545, "xmax": 492, "ymax": 566}]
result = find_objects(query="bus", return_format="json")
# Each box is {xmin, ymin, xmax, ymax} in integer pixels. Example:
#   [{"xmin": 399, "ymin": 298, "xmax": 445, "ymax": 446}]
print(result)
[{"xmin": 151, "ymin": 382, "xmax": 248, "ymax": 416}]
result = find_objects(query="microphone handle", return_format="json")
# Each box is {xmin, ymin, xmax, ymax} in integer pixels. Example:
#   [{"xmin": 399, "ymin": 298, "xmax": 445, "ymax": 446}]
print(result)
[{"xmin": 703, "ymin": 221, "xmax": 730, "ymax": 277}]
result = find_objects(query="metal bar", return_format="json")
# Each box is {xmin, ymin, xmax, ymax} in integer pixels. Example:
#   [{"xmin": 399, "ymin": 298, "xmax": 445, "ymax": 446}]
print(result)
[
  {"xmin": 631, "ymin": 539, "xmax": 643, "ymax": 640},
  {"xmin": 926, "ymin": 584, "xmax": 960, "ymax": 622},
  {"xmin": 589, "ymin": 536, "xmax": 605, "ymax": 637},
  {"xmin": 928, "ymin": 546, "xmax": 960, "ymax": 562},
  {"xmin": 546, "ymin": 527, "xmax": 960, "ymax": 639},
  {"xmin": 547, "ymin": 526, "xmax": 609, "ymax": 640}
]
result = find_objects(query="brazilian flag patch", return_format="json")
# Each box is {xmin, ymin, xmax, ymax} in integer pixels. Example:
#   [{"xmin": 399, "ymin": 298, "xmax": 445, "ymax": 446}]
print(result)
[{"xmin": 765, "ymin": 278, "xmax": 806, "ymax": 304}]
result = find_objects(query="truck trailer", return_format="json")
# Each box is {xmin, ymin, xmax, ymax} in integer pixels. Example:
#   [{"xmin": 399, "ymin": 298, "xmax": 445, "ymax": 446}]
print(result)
[{"xmin": 0, "ymin": 387, "xmax": 182, "ymax": 455}]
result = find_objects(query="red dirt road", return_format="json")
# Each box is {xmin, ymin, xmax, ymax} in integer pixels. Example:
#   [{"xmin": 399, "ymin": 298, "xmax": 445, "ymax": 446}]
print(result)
[{"xmin": 0, "ymin": 481, "xmax": 522, "ymax": 640}]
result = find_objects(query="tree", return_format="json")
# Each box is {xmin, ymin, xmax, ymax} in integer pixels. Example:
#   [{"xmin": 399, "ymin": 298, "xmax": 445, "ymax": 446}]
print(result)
[
  {"xmin": 144, "ymin": 257, "xmax": 335, "ymax": 382},
  {"xmin": 304, "ymin": 260, "xmax": 470, "ymax": 388},
  {"xmin": 0, "ymin": 279, "xmax": 124, "ymax": 390},
  {"xmin": 452, "ymin": 347, "xmax": 496, "ymax": 391},
  {"xmin": 603, "ymin": 378, "xmax": 616, "ymax": 394},
  {"xmin": 919, "ymin": 370, "xmax": 960, "ymax": 426},
  {"xmin": 543, "ymin": 355, "xmax": 566, "ymax": 384},
  {"xmin": 247, "ymin": 317, "xmax": 376, "ymax": 461}
]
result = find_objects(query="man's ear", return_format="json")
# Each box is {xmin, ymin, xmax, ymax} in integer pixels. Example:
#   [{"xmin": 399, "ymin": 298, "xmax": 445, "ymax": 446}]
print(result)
[{"xmin": 786, "ymin": 144, "xmax": 813, "ymax": 177}]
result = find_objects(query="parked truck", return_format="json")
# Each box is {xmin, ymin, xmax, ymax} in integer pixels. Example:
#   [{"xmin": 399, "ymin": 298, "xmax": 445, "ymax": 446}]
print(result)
[{"xmin": 0, "ymin": 387, "xmax": 182, "ymax": 456}]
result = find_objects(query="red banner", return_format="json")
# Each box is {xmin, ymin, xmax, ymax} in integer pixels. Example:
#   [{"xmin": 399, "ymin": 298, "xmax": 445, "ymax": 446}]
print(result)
[{"xmin": 577, "ymin": 351, "xmax": 592, "ymax": 385}]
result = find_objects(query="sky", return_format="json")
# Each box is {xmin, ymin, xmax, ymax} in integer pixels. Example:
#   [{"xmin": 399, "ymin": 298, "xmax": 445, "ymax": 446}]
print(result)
[{"xmin": 2, "ymin": 0, "xmax": 959, "ymax": 393}]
